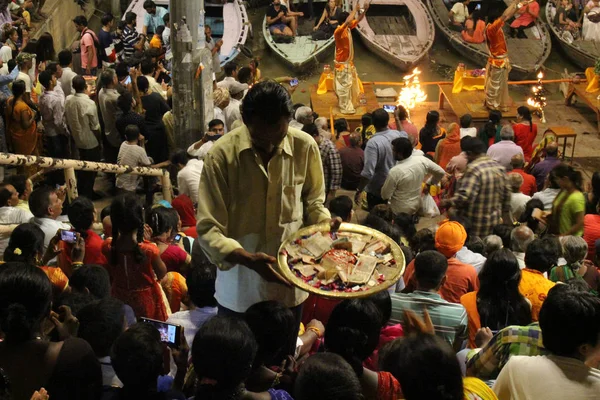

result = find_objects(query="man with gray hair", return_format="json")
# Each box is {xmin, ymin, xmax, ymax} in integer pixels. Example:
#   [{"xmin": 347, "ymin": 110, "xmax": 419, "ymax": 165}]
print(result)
[
  {"xmin": 290, "ymin": 106, "xmax": 313, "ymax": 130},
  {"xmin": 314, "ymin": 117, "xmax": 332, "ymax": 140},
  {"xmin": 486, "ymin": 125, "xmax": 524, "ymax": 169},
  {"xmin": 509, "ymin": 173, "xmax": 530, "ymax": 220},
  {"xmin": 510, "ymin": 225, "xmax": 535, "ymax": 269}
]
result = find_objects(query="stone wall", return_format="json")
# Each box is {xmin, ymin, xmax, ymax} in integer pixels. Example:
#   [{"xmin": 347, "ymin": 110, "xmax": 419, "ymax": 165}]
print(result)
[{"xmin": 32, "ymin": 0, "xmax": 96, "ymax": 51}]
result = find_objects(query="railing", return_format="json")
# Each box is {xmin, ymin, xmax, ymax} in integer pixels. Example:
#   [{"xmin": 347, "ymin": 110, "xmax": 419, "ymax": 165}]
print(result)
[{"xmin": 0, "ymin": 153, "xmax": 172, "ymax": 203}]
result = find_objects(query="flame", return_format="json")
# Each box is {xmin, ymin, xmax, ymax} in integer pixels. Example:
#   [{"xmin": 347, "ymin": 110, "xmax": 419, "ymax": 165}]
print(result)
[
  {"xmin": 537, "ymin": 71, "xmax": 544, "ymax": 79},
  {"xmin": 527, "ymin": 71, "xmax": 546, "ymax": 111},
  {"xmin": 396, "ymin": 68, "xmax": 427, "ymax": 110}
]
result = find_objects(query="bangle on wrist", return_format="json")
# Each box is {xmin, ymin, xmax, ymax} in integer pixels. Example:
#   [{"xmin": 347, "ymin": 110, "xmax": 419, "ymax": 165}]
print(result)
[
  {"xmin": 71, "ymin": 261, "xmax": 84, "ymax": 269},
  {"xmin": 307, "ymin": 326, "xmax": 322, "ymax": 338}
]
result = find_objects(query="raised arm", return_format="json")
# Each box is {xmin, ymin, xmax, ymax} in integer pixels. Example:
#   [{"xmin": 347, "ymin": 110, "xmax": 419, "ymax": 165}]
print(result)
[{"xmin": 501, "ymin": 0, "xmax": 529, "ymax": 21}]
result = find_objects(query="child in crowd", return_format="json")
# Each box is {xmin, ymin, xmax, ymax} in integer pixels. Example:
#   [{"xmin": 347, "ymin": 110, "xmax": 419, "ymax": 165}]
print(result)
[{"xmin": 115, "ymin": 124, "xmax": 152, "ymax": 192}]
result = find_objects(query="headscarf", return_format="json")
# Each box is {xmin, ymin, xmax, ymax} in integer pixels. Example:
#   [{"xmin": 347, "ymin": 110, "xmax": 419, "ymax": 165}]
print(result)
[
  {"xmin": 213, "ymin": 87, "xmax": 230, "ymax": 109},
  {"xmin": 435, "ymin": 221, "xmax": 467, "ymax": 257},
  {"xmin": 160, "ymin": 271, "xmax": 188, "ymax": 313},
  {"xmin": 437, "ymin": 123, "xmax": 462, "ymax": 170},
  {"xmin": 172, "ymin": 194, "xmax": 197, "ymax": 227}
]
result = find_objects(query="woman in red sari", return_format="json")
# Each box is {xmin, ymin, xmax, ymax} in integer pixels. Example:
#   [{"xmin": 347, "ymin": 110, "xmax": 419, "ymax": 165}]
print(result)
[
  {"xmin": 435, "ymin": 123, "xmax": 462, "ymax": 170},
  {"xmin": 512, "ymin": 106, "xmax": 537, "ymax": 161},
  {"xmin": 102, "ymin": 194, "xmax": 170, "ymax": 321},
  {"xmin": 172, "ymin": 194, "xmax": 197, "ymax": 238}
]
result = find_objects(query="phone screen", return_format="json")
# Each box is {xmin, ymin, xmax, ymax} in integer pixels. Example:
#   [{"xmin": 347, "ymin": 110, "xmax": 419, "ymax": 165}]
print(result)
[
  {"xmin": 140, "ymin": 317, "xmax": 181, "ymax": 347},
  {"xmin": 124, "ymin": 76, "xmax": 132, "ymax": 85},
  {"xmin": 475, "ymin": 4, "xmax": 481, "ymax": 10},
  {"xmin": 290, "ymin": 78, "xmax": 299, "ymax": 87},
  {"xmin": 173, "ymin": 234, "xmax": 182, "ymax": 244},
  {"xmin": 60, "ymin": 230, "xmax": 76, "ymax": 244},
  {"xmin": 383, "ymin": 104, "xmax": 396, "ymax": 113}
]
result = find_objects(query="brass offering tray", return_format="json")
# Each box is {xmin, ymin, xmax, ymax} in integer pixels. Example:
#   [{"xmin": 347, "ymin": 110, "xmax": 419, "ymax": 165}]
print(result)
[{"xmin": 277, "ymin": 222, "xmax": 406, "ymax": 299}]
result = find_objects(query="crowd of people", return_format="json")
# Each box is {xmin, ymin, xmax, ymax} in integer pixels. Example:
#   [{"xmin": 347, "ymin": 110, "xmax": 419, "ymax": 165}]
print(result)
[{"xmin": 0, "ymin": 1, "xmax": 598, "ymax": 400}]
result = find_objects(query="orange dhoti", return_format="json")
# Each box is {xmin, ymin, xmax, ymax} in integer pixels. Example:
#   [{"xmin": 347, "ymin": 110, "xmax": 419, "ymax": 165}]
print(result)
[
  {"xmin": 333, "ymin": 20, "xmax": 363, "ymax": 114},
  {"xmin": 484, "ymin": 18, "xmax": 512, "ymax": 111}
]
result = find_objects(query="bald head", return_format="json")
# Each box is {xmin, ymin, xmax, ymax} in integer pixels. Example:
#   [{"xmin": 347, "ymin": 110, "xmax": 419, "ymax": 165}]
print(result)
[
  {"xmin": 510, "ymin": 225, "xmax": 535, "ymax": 253},
  {"xmin": 545, "ymin": 141, "xmax": 558, "ymax": 157},
  {"xmin": 511, "ymin": 154, "xmax": 525, "ymax": 170},
  {"xmin": 349, "ymin": 132, "xmax": 361, "ymax": 147}
]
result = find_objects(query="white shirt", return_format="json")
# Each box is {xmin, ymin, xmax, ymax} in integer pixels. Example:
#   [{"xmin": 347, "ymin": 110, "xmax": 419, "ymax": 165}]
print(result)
[
  {"xmin": 289, "ymin": 120, "xmax": 304, "ymax": 130},
  {"xmin": 116, "ymin": 142, "xmax": 151, "ymax": 191},
  {"xmin": 145, "ymin": 75, "xmax": 167, "ymax": 100},
  {"xmin": 162, "ymin": 27, "xmax": 171, "ymax": 47},
  {"xmin": 213, "ymin": 107, "xmax": 228, "ymax": 134},
  {"xmin": 0, "ymin": 206, "xmax": 33, "ymax": 259},
  {"xmin": 60, "ymin": 67, "xmax": 76, "ymax": 96},
  {"xmin": 459, "ymin": 127, "xmax": 477, "ymax": 138},
  {"xmin": 532, "ymin": 187, "xmax": 560, "ymax": 211},
  {"xmin": 216, "ymin": 77, "xmax": 248, "ymax": 95},
  {"xmin": 514, "ymin": 251, "xmax": 526, "ymax": 269},
  {"xmin": 65, "ymin": 93, "xmax": 100, "ymax": 150},
  {"xmin": 30, "ymin": 217, "xmax": 71, "ymax": 256},
  {"xmin": 17, "ymin": 71, "xmax": 32, "ymax": 93},
  {"xmin": 456, "ymin": 246, "xmax": 486, "ymax": 273},
  {"xmin": 0, "ymin": 45, "xmax": 11, "ymax": 63},
  {"xmin": 494, "ymin": 355, "xmax": 600, "ymax": 400},
  {"xmin": 187, "ymin": 140, "xmax": 214, "ymax": 160},
  {"xmin": 510, "ymin": 192, "xmax": 531, "ymax": 220},
  {"xmin": 177, "ymin": 158, "xmax": 204, "ymax": 204},
  {"xmin": 166, "ymin": 306, "xmax": 217, "ymax": 353},
  {"xmin": 381, "ymin": 155, "xmax": 446, "ymax": 215},
  {"xmin": 39, "ymin": 85, "xmax": 66, "ymax": 137},
  {"xmin": 223, "ymin": 98, "xmax": 242, "ymax": 132},
  {"xmin": 451, "ymin": 2, "xmax": 469, "ymax": 23}
]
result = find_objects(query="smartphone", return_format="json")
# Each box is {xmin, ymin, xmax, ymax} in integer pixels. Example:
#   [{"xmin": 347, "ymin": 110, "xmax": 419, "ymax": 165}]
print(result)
[
  {"xmin": 475, "ymin": 4, "xmax": 481, "ymax": 10},
  {"xmin": 173, "ymin": 233, "xmax": 182, "ymax": 244},
  {"xmin": 60, "ymin": 230, "xmax": 76, "ymax": 244},
  {"xmin": 140, "ymin": 317, "xmax": 181, "ymax": 347},
  {"xmin": 383, "ymin": 104, "xmax": 396, "ymax": 113},
  {"xmin": 289, "ymin": 78, "xmax": 299, "ymax": 87},
  {"xmin": 207, "ymin": 134, "xmax": 223, "ymax": 141},
  {"xmin": 124, "ymin": 76, "xmax": 132, "ymax": 85}
]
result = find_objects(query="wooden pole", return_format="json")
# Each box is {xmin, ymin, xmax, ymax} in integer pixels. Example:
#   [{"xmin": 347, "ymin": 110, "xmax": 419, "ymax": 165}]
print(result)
[
  {"xmin": 161, "ymin": 170, "xmax": 173, "ymax": 203},
  {"xmin": 364, "ymin": 79, "xmax": 586, "ymax": 87},
  {"xmin": 64, "ymin": 167, "xmax": 78, "ymax": 202}
]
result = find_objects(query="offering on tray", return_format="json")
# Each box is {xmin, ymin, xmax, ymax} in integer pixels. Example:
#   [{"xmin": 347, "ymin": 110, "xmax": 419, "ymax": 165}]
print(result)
[{"xmin": 277, "ymin": 223, "xmax": 405, "ymax": 298}]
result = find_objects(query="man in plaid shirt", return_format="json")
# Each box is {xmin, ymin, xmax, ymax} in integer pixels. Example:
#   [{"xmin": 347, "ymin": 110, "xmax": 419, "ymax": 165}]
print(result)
[
  {"xmin": 441, "ymin": 137, "xmax": 513, "ymax": 237},
  {"xmin": 303, "ymin": 124, "xmax": 342, "ymax": 202}
]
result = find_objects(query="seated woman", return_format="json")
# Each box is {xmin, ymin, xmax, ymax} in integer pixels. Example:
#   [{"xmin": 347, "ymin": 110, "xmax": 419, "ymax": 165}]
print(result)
[
  {"xmin": 582, "ymin": 0, "xmax": 600, "ymax": 41},
  {"xmin": 461, "ymin": 11, "xmax": 485, "ymax": 43},
  {"xmin": 148, "ymin": 206, "xmax": 191, "ymax": 275},
  {"xmin": 554, "ymin": 0, "xmax": 581, "ymax": 36},
  {"xmin": 510, "ymin": 0, "xmax": 540, "ymax": 38},
  {"xmin": 313, "ymin": 0, "xmax": 342, "ymax": 40},
  {"xmin": 512, "ymin": 106, "xmax": 537, "ymax": 161}
]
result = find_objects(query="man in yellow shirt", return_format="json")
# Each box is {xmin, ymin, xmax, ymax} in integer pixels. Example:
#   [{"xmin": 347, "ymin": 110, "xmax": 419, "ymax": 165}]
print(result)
[
  {"xmin": 196, "ymin": 81, "xmax": 339, "ymax": 318},
  {"xmin": 519, "ymin": 238, "xmax": 557, "ymax": 321}
]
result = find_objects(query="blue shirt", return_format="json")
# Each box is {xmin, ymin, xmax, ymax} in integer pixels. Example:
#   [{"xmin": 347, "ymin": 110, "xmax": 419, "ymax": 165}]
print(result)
[
  {"xmin": 361, "ymin": 128, "xmax": 407, "ymax": 196},
  {"xmin": 0, "ymin": 66, "xmax": 19, "ymax": 98},
  {"xmin": 144, "ymin": 6, "xmax": 168, "ymax": 34}
]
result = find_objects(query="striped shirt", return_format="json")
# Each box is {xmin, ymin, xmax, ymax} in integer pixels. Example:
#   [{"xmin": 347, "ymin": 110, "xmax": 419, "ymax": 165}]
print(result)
[
  {"xmin": 390, "ymin": 290, "xmax": 468, "ymax": 348},
  {"xmin": 122, "ymin": 25, "xmax": 139, "ymax": 59},
  {"xmin": 319, "ymin": 138, "xmax": 342, "ymax": 193}
]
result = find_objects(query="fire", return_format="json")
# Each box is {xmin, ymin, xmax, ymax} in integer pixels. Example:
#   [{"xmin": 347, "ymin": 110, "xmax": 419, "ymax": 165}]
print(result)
[
  {"xmin": 527, "ymin": 70, "xmax": 547, "ymax": 123},
  {"xmin": 397, "ymin": 68, "xmax": 427, "ymax": 110}
]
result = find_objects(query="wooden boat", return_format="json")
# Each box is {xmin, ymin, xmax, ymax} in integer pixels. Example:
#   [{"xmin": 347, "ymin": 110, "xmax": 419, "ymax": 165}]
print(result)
[
  {"xmin": 125, "ymin": 0, "xmax": 250, "ymax": 67},
  {"xmin": 262, "ymin": 0, "xmax": 348, "ymax": 71},
  {"xmin": 545, "ymin": 1, "xmax": 600, "ymax": 69},
  {"xmin": 425, "ymin": 0, "xmax": 552, "ymax": 78},
  {"xmin": 354, "ymin": 0, "xmax": 434, "ymax": 71}
]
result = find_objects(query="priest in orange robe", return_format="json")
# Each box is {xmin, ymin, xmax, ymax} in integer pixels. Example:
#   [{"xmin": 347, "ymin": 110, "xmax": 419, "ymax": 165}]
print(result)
[
  {"xmin": 333, "ymin": 0, "xmax": 368, "ymax": 114},
  {"xmin": 484, "ymin": 0, "xmax": 526, "ymax": 111}
]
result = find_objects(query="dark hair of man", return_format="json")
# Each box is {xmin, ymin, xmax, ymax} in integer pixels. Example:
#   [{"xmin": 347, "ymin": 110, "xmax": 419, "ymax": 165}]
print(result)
[
  {"xmin": 58, "ymin": 49, "xmax": 73, "ymax": 67},
  {"xmin": 38, "ymin": 70, "xmax": 53, "ymax": 90},
  {"xmin": 460, "ymin": 114, "xmax": 472, "ymax": 129},
  {"xmin": 163, "ymin": 13, "xmax": 169, "ymax": 24},
  {"xmin": 394, "ymin": 212, "xmax": 417, "ymax": 239},
  {"xmin": 193, "ymin": 316, "xmax": 257, "ymax": 399},
  {"xmin": 391, "ymin": 137, "xmax": 412, "ymax": 160},
  {"xmin": 414, "ymin": 250, "xmax": 448, "ymax": 290},
  {"xmin": 461, "ymin": 136, "xmax": 487, "ymax": 156},
  {"xmin": 223, "ymin": 62, "xmax": 237, "ymax": 77},
  {"xmin": 237, "ymin": 66, "xmax": 252, "ymax": 84},
  {"xmin": 245, "ymin": 300, "xmax": 296, "ymax": 366},
  {"xmin": 170, "ymin": 149, "xmax": 189, "ymax": 166},
  {"xmin": 492, "ymin": 224, "xmax": 513, "ymax": 248},
  {"xmin": 208, "ymin": 119, "xmax": 224, "ymax": 130},
  {"xmin": 294, "ymin": 353, "xmax": 363, "ymax": 400},
  {"xmin": 367, "ymin": 290, "xmax": 391, "ymax": 326},
  {"xmin": 46, "ymin": 62, "xmax": 59, "ymax": 77},
  {"xmin": 0, "ymin": 263, "xmax": 52, "ymax": 344},
  {"xmin": 4, "ymin": 175, "xmax": 26, "ymax": 199},
  {"xmin": 524, "ymin": 238, "xmax": 559, "ymax": 273},
  {"xmin": 325, "ymin": 299, "xmax": 383, "ymax": 376},
  {"xmin": 371, "ymin": 108, "xmax": 390, "ymax": 130},
  {"xmin": 4, "ymin": 223, "xmax": 44, "ymax": 264},
  {"xmin": 28, "ymin": 186, "xmax": 54, "ymax": 218},
  {"xmin": 477, "ymin": 248, "xmax": 532, "ymax": 331},
  {"xmin": 379, "ymin": 334, "xmax": 464, "ymax": 400},
  {"xmin": 112, "ymin": 322, "xmax": 163, "ymax": 390},
  {"xmin": 78, "ymin": 298, "xmax": 125, "ymax": 358},
  {"xmin": 156, "ymin": 25, "xmax": 165, "ymax": 35},
  {"xmin": 360, "ymin": 112, "xmax": 372, "ymax": 127},
  {"xmin": 140, "ymin": 59, "xmax": 155, "ymax": 76},
  {"xmin": 187, "ymin": 265, "xmax": 217, "ymax": 308},
  {"xmin": 136, "ymin": 75, "xmax": 150, "ymax": 93},
  {"xmin": 117, "ymin": 92, "xmax": 133, "ymax": 114},
  {"xmin": 143, "ymin": 0, "xmax": 156, "ymax": 9},
  {"xmin": 302, "ymin": 123, "xmax": 319, "ymax": 137},
  {"xmin": 72, "ymin": 75, "xmax": 87, "ymax": 93},
  {"xmin": 124, "ymin": 124, "xmax": 140, "ymax": 142},
  {"xmin": 0, "ymin": 183, "xmax": 12, "ymax": 207},
  {"xmin": 7, "ymin": 59, "xmax": 15, "ymax": 72},
  {"xmin": 101, "ymin": 13, "xmax": 114, "ymax": 26},
  {"xmin": 539, "ymin": 284, "xmax": 600, "ymax": 358},
  {"xmin": 328, "ymin": 195, "xmax": 352, "ymax": 221},
  {"xmin": 69, "ymin": 264, "xmax": 111, "ymax": 299},
  {"xmin": 125, "ymin": 12, "xmax": 137, "ymax": 25},
  {"xmin": 68, "ymin": 196, "xmax": 95, "ymax": 236},
  {"xmin": 73, "ymin": 15, "xmax": 88, "ymax": 27},
  {"xmin": 241, "ymin": 81, "xmax": 292, "ymax": 125}
]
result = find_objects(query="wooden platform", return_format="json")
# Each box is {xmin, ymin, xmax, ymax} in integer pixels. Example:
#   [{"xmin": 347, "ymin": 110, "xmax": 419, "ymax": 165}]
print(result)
[
  {"xmin": 437, "ymin": 84, "xmax": 519, "ymax": 122},
  {"xmin": 566, "ymin": 83, "xmax": 600, "ymax": 133},
  {"xmin": 309, "ymin": 83, "xmax": 381, "ymax": 130}
]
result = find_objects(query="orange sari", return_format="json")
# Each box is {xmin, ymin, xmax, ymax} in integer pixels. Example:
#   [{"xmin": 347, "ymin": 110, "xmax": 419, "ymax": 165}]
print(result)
[{"xmin": 6, "ymin": 98, "xmax": 37, "ymax": 156}]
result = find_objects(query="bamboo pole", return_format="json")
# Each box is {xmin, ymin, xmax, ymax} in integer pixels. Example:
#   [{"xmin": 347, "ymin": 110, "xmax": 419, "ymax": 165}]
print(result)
[
  {"xmin": 0, "ymin": 153, "xmax": 165, "ymax": 177},
  {"xmin": 161, "ymin": 171, "xmax": 173, "ymax": 203},
  {"xmin": 363, "ymin": 78, "xmax": 586, "ymax": 87},
  {"xmin": 64, "ymin": 167, "xmax": 78, "ymax": 202}
]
